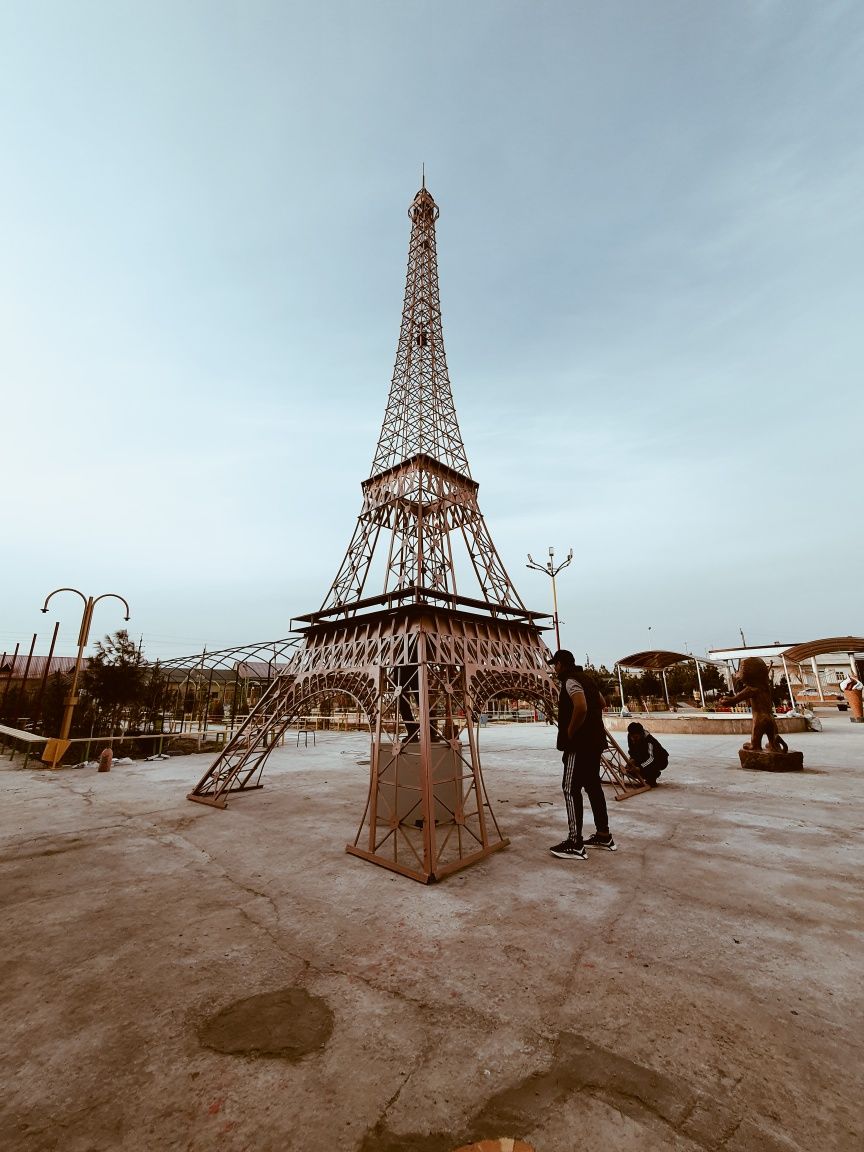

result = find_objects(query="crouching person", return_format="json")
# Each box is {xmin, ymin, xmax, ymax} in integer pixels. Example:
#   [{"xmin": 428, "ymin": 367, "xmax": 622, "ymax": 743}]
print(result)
[{"xmin": 626, "ymin": 721, "xmax": 668, "ymax": 786}]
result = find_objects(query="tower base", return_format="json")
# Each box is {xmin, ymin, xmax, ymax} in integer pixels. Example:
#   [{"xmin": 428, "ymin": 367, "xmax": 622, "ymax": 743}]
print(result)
[
  {"xmin": 188, "ymin": 605, "xmax": 555, "ymax": 883},
  {"xmin": 346, "ymin": 839, "xmax": 509, "ymax": 885}
]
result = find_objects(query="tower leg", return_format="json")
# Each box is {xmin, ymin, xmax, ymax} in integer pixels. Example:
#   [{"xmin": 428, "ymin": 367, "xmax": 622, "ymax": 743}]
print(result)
[{"xmin": 346, "ymin": 637, "xmax": 509, "ymax": 882}]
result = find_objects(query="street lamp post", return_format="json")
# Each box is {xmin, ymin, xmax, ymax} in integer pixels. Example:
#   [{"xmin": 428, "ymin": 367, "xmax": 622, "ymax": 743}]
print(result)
[
  {"xmin": 40, "ymin": 588, "xmax": 131, "ymax": 761},
  {"xmin": 526, "ymin": 547, "xmax": 573, "ymax": 652}
]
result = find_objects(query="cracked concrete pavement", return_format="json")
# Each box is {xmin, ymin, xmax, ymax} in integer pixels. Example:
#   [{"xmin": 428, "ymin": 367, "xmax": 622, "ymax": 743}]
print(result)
[{"xmin": 1, "ymin": 718, "xmax": 862, "ymax": 1151}]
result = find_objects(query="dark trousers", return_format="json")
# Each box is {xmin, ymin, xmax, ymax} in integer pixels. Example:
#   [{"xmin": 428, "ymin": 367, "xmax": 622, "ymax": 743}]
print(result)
[{"xmin": 561, "ymin": 749, "xmax": 609, "ymax": 841}]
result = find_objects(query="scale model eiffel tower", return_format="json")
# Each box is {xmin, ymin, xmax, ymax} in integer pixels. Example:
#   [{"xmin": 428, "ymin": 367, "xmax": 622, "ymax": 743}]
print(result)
[{"xmin": 188, "ymin": 182, "xmax": 557, "ymax": 882}]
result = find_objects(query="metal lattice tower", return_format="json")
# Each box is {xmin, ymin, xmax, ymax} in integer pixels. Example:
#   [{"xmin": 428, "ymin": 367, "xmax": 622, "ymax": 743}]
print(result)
[
  {"xmin": 321, "ymin": 184, "xmax": 526, "ymax": 617},
  {"xmin": 372, "ymin": 184, "xmax": 469, "ymax": 476},
  {"xmin": 189, "ymin": 185, "xmax": 556, "ymax": 883}
]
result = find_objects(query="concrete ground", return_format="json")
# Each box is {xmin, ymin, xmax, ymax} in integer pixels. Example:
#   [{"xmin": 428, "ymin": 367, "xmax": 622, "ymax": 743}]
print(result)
[{"xmin": 1, "ymin": 717, "xmax": 862, "ymax": 1152}]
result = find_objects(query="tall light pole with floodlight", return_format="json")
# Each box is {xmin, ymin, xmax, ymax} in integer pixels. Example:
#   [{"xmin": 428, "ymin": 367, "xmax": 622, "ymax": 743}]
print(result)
[
  {"xmin": 40, "ymin": 588, "xmax": 131, "ymax": 750},
  {"xmin": 526, "ymin": 546, "xmax": 573, "ymax": 652}
]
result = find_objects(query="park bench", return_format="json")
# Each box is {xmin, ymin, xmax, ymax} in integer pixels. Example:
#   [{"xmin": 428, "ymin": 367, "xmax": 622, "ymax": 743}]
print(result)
[{"xmin": 0, "ymin": 723, "xmax": 48, "ymax": 766}]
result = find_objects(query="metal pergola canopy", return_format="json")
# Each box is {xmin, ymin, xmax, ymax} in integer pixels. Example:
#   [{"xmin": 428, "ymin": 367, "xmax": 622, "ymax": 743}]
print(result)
[
  {"xmin": 780, "ymin": 636, "xmax": 864, "ymax": 664},
  {"xmin": 153, "ymin": 637, "xmax": 302, "ymax": 674},
  {"xmin": 615, "ymin": 650, "xmax": 722, "ymax": 671}
]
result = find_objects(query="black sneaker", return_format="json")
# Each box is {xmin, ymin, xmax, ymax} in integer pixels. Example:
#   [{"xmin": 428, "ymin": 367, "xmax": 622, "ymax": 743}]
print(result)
[
  {"xmin": 550, "ymin": 839, "xmax": 587, "ymax": 860},
  {"xmin": 585, "ymin": 833, "xmax": 617, "ymax": 852}
]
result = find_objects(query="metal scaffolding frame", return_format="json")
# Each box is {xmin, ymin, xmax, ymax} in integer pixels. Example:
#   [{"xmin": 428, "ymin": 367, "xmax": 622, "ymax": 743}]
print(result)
[{"xmin": 148, "ymin": 637, "xmax": 303, "ymax": 735}]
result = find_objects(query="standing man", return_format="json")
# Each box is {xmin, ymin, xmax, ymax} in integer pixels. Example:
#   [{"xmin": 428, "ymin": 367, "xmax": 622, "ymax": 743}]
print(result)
[{"xmin": 548, "ymin": 650, "xmax": 616, "ymax": 859}]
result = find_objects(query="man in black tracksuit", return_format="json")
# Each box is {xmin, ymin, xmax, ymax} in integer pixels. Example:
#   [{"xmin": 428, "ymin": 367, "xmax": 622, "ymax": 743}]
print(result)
[{"xmin": 548, "ymin": 649, "xmax": 616, "ymax": 860}]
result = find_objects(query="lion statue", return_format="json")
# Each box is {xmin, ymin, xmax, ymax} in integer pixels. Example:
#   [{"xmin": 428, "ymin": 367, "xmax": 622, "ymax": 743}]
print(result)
[{"xmin": 720, "ymin": 656, "xmax": 788, "ymax": 753}]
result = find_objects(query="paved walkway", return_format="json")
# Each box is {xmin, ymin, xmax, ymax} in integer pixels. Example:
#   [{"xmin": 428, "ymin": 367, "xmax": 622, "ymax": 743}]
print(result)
[{"xmin": 1, "ymin": 718, "xmax": 861, "ymax": 1151}]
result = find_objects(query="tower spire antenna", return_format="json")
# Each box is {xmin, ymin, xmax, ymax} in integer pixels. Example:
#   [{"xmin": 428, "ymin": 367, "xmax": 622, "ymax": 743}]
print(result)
[{"xmin": 421, "ymin": 162, "xmax": 425, "ymax": 189}]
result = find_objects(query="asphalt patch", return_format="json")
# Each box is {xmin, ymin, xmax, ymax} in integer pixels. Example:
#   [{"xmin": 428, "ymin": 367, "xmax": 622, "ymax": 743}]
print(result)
[{"xmin": 198, "ymin": 987, "xmax": 334, "ymax": 1060}]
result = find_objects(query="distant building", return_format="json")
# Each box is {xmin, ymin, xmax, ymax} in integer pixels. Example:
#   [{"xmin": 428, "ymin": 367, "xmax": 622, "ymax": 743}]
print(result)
[{"xmin": 0, "ymin": 654, "xmax": 78, "ymax": 686}]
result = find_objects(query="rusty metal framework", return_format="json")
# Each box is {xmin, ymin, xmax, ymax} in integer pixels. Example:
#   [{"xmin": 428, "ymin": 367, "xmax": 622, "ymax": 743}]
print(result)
[
  {"xmin": 155, "ymin": 637, "xmax": 301, "ymax": 674},
  {"xmin": 189, "ymin": 184, "xmax": 556, "ymax": 882},
  {"xmin": 321, "ymin": 184, "xmax": 526, "ymax": 616},
  {"xmin": 600, "ymin": 732, "xmax": 651, "ymax": 800}
]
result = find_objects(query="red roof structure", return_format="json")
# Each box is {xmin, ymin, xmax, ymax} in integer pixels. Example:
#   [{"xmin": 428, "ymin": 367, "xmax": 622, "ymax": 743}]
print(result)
[{"xmin": 0, "ymin": 656, "xmax": 78, "ymax": 679}]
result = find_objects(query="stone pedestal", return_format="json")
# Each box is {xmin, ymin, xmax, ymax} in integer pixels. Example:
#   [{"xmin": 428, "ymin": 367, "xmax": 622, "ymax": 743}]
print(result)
[{"xmin": 739, "ymin": 748, "xmax": 803, "ymax": 772}]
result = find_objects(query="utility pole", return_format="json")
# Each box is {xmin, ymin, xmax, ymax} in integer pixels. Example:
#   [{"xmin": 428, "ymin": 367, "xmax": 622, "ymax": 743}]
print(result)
[{"xmin": 526, "ymin": 546, "xmax": 573, "ymax": 651}]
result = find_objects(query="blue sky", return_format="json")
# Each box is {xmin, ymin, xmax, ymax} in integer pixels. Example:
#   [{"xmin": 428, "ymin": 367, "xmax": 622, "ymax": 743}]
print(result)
[{"xmin": 2, "ymin": 1, "xmax": 862, "ymax": 666}]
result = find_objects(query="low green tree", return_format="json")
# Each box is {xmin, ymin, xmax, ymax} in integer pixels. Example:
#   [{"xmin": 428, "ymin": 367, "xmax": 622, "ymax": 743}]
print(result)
[
  {"xmin": 38, "ymin": 671, "xmax": 71, "ymax": 735},
  {"xmin": 666, "ymin": 663, "xmax": 697, "ymax": 699},
  {"xmin": 80, "ymin": 630, "xmax": 147, "ymax": 734},
  {"xmin": 140, "ymin": 663, "xmax": 169, "ymax": 732}
]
